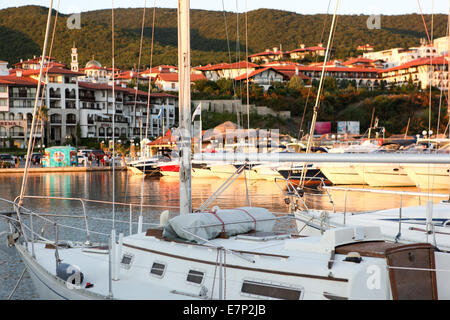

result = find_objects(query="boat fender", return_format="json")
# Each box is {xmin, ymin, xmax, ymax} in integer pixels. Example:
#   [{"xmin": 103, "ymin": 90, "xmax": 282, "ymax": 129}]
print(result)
[
  {"xmin": 295, "ymin": 188, "xmax": 305, "ymax": 197},
  {"xmin": 344, "ymin": 252, "xmax": 362, "ymax": 263},
  {"xmin": 7, "ymin": 233, "xmax": 20, "ymax": 247},
  {"xmin": 211, "ymin": 206, "xmax": 220, "ymax": 214},
  {"xmin": 56, "ymin": 263, "xmax": 84, "ymax": 285},
  {"xmin": 377, "ymin": 138, "xmax": 384, "ymax": 146}
]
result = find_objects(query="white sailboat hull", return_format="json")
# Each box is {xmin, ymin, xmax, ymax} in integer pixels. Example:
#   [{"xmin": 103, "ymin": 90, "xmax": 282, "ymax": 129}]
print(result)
[
  {"xmin": 295, "ymin": 202, "xmax": 450, "ymax": 299},
  {"xmin": 16, "ymin": 243, "xmax": 104, "ymax": 300},
  {"xmin": 12, "ymin": 228, "xmax": 410, "ymax": 300}
]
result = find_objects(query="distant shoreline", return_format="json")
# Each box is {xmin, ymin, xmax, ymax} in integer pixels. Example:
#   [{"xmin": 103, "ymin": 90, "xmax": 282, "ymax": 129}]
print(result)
[{"xmin": 0, "ymin": 166, "xmax": 127, "ymax": 174}]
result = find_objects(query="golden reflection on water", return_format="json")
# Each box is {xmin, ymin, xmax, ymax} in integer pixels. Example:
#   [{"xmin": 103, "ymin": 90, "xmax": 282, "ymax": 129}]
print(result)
[{"xmin": 0, "ymin": 172, "xmax": 447, "ymax": 215}]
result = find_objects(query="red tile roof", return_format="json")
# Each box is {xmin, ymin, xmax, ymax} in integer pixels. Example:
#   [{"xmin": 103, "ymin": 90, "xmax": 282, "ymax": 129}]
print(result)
[
  {"xmin": 305, "ymin": 46, "xmax": 326, "ymax": 51},
  {"xmin": 0, "ymin": 75, "xmax": 39, "ymax": 86},
  {"xmin": 16, "ymin": 66, "xmax": 84, "ymax": 77},
  {"xmin": 195, "ymin": 61, "xmax": 259, "ymax": 71},
  {"xmin": 139, "ymin": 65, "xmax": 178, "ymax": 77},
  {"xmin": 156, "ymin": 73, "xmax": 206, "ymax": 82},
  {"xmin": 297, "ymin": 65, "xmax": 381, "ymax": 73},
  {"xmin": 288, "ymin": 46, "xmax": 326, "ymax": 54},
  {"xmin": 13, "ymin": 56, "xmax": 57, "ymax": 66},
  {"xmin": 381, "ymin": 56, "xmax": 449, "ymax": 73},
  {"xmin": 234, "ymin": 67, "xmax": 309, "ymax": 81},
  {"xmin": 248, "ymin": 50, "xmax": 285, "ymax": 58},
  {"xmin": 342, "ymin": 57, "xmax": 375, "ymax": 66},
  {"xmin": 116, "ymin": 70, "xmax": 147, "ymax": 80},
  {"xmin": 78, "ymin": 81, "xmax": 177, "ymax": 98}
]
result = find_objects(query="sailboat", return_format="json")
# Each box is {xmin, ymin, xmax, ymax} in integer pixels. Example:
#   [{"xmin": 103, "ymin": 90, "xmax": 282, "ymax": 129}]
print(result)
[{"xmin": 3, "ymin": 0, "xmax": 447, "ymax": 301}]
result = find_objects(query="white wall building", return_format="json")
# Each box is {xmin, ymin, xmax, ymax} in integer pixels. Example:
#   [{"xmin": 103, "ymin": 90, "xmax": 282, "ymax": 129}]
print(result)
[{"xmin": 364, "ymin": 42, "xmax": 440, "ymax": 69}]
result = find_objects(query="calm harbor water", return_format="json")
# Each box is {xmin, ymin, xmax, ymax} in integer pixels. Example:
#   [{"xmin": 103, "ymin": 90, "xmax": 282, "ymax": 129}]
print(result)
[{"xmin": 0, "ymin": 171, "xmax": 445, "ymax": 299}]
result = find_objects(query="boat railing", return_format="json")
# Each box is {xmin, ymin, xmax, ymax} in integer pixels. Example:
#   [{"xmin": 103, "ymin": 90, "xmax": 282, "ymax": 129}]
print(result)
[
  {"xmin": 1, "ymin": 196, "xmax": 175, "ymax": 249},
  {"xmin": 321, "ymin": 187, "xmax": 450, "ymax": 228}
]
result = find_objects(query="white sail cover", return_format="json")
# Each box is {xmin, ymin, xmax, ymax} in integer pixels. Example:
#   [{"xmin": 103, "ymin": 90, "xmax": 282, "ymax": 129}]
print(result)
[{"xmin": 163, "ymin": 207, "xmax": 276, "ymax": 243}]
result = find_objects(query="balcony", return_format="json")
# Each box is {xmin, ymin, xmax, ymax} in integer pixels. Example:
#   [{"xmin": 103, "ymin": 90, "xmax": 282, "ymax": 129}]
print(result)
[
  {"xmin": 80, "ymin": 96, "xmax": 95, "ymax": 102},
  {"xmin": 65, "ymin": 94, "xmax": 76, "ymax": 100},
  {"xmin": 66, "ymin": 102, "xmax": 77, "ymax": 109},
  {"xmin": 50, "ymin": 101, "xmax": 62, "ymax": 109},
  {"xmin": 10, "ymin": 133, "xmax": 25, "ymax": 138}
]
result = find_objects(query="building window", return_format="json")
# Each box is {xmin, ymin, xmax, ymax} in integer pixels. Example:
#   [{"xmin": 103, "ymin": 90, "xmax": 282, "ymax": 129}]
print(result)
[
  {"xmin": 150, "ymin": 262, "xmax": 166, "ymax": 278},
  {"xmin": 0, "ymin": 98, "xmax": 7, "ymax": 106},
  {"xmin": 0, "ymin": 126, "xmax": 7, "ymax": 138},
  {"xmin": 9, "ymin": 126, "xmax": 24, "ymax": 137},
  {"xmin": 241, "ymin": 280, "xmax": 303, "ymax": 300},
  {"xmin": 0, "ymin": 86, "xmax": 6, "ymax": 93}
]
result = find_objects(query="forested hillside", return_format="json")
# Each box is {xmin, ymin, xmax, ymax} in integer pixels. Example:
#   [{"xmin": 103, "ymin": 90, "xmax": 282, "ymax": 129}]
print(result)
[{"xmin": 0, "ymin": 6, "xmax": 447, "ymax": 69}]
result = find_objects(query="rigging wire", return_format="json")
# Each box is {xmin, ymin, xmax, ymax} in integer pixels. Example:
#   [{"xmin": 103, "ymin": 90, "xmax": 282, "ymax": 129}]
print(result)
[
  {"xmin": 299, "ymin": 0, "xmax": 339, "ymax": 188},
  {"xmin": 111, "ymin": 0, "xmax": 116, "ymax": 229},
  {"xmin": 297, "ymin": 0, "xmax": 333, "ymax": 141},
  {"xmin": 18, "ymin": 0, "xmax": 54, "ymax": 218},
  {"xmin": 134, "ymin": 0, "xmax": 147, "ymax": 140},
  {"xmin": 221, "ymin": 0, "xmax": 238, "ymax": 99},
  {"xmin": 23, "ymin": 0, "xmax": 61, "ymax": 194},
  {"xmin": 417, "ymin": 0, "xmax": 437, "ymax": 199},
  {"xmin": 145, "ymin": 1, "xmax": 157, "ymax": 140},
  {"xmin": 245, "ymin": 0, "xmax": 251, "ymax": 206}
]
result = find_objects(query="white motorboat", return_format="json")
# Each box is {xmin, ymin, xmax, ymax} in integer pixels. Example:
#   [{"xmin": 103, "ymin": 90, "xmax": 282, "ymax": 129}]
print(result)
[
  {"xmin": 353, "ymin": 164, "xmax": 415, "ymax": 187},
  {"xmin": 318, "ymin": 163, "xmax": 365, "ymax": 185},
  {"xmin": 127, "ymin": 157, "xmax": 166, "ymax": 175},
  {"xmin": 403, "ymin": 164, "xmax": 450, "ymax": 190},
  {"xmin": 252, "ymin": 163, "xmax": 284, "ymax": 181}
]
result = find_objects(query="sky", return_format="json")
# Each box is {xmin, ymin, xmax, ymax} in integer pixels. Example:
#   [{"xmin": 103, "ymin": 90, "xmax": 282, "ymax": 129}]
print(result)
[{"xmin": 1, "ymin": 0, "xmax": 449, "ymax": 15}]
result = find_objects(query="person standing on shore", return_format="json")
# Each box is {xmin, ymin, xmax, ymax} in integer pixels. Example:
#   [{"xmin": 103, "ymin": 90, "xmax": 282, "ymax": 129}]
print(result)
[
  {"xmin": 88, "ymin": 153, "xmax": 93, "ymax": 167},
  {"xmin": 15, "ymin": 156, "xmax": 19, "ymax": 168}
]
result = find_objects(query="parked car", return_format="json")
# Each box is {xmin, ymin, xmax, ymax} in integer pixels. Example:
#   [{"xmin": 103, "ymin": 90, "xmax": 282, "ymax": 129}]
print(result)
[
  {"xmin": 78, "ymin": 149, "xmax": 93, "ymax": 157},
  {"xmin": 77, "ymin": 155, "xmax": 88, "ymax": 166},
  {"xmin": 0, "ymin": 154, "xmax": 16, "ymax": 168},
  {"xmin": 91, "ymin": 150, "xmax": 106, "ymax": 160},
  {"xmin": 31, "ymin": 153, "xmax": 42, "ymax": 165}
]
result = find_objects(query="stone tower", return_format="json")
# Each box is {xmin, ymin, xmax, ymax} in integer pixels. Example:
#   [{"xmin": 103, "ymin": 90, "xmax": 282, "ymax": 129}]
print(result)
[{"xmin": 71, "ymin": 44, "xmax": 79, "ymax": 72}]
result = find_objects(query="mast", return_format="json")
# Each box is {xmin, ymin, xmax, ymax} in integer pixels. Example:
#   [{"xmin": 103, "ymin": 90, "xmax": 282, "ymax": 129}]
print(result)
[
  {"xmin": 448, "ymin": 0, "xmax": 450, "ymax": 138},
  {"xmin": 18, "ymin": 0, "xmax": 54, "ymax": 206},
  {"xmin": 178, "ymin": 0, "xmax": 192, "ymax": 214},
  {"xmin": 300, "ymin": 0, "xmax": 339, "ymax": 187}
]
